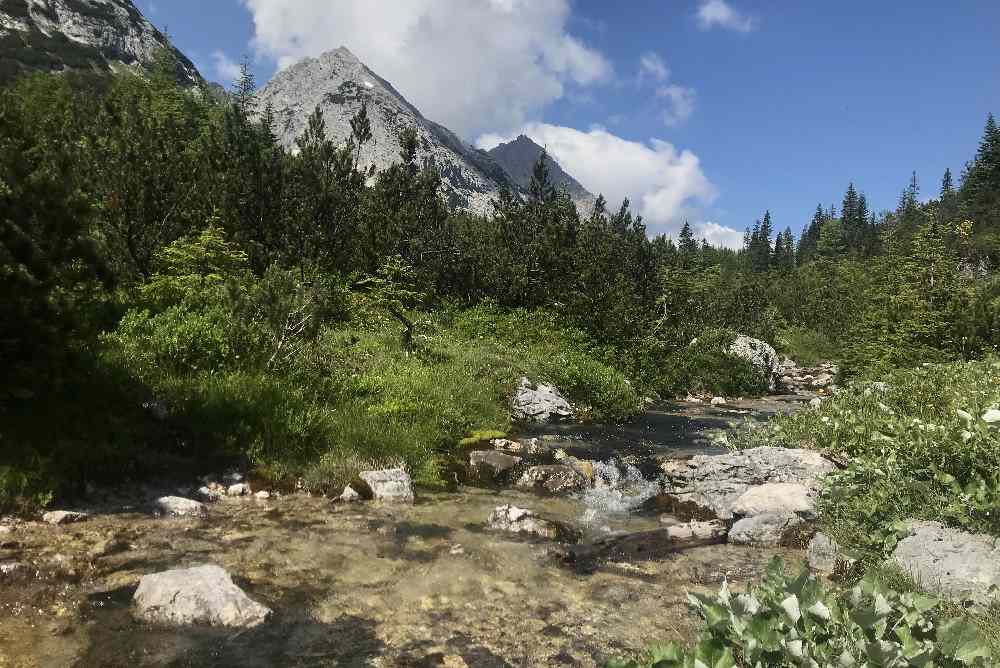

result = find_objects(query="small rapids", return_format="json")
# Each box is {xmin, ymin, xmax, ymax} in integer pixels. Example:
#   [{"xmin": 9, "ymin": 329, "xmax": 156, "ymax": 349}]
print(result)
[{"xmin": 578, "ymin": 459, "xmax": 662, "ymax": 531}]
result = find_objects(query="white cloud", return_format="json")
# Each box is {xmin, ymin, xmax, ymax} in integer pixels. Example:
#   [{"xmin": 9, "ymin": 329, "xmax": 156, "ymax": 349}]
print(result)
[
  {"xmin": 211, "ymin": 50, "xmax": 243, "ymax": 85},
  {"xmin": 638, "ymin": 52, "xmax": 669, "ymax": 83},
  {"xmin": 696, "ymin": 0, "xmax": 758, "ymax": 33},
  {"xmin": 240, "ymin": 0, "xmax": 612, "ymax": 138},
  {"xmin": 694, "ymin": 221, "xmax": 744, "ymax": 249},
  {"xmin": 477, "ymin": 123, "xmax": 723, "ymax": 240},
  {"xmin": 657, "ymin": 84, "xmax": 696, "ymax": 127}
]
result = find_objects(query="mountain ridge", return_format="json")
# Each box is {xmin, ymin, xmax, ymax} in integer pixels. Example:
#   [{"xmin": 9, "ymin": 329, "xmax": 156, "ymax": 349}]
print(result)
[
  {"xmin": 0, "ymin": 0, "xmax": 202, "ymax": 85},
  {"xmin": 257, "ymin": 46, "xmax": 519, "ymax": 215},
  {"xmin": 486, "ymin": 134, "xmax": 596, "ymax": 214}
]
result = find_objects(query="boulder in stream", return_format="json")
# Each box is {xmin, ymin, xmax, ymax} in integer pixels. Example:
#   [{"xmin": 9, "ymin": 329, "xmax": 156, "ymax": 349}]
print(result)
[
  {"xmin": 42, "ymin": 511, "xmax": 88, "ymax": 526},
  {"xmin": 359, "ymin": 468, "xmax": 414, "ymax": 504},
  {"xmin": 153, "ymin": 496, "xmax": 207, "ymax": 518},
  {"xmin": 487, "ymin": 505, "xmax": 579, "ymax": 542},
  {"xmin": 560, "ymin": 520, "xmax": 727, "ymax": 567},
  {"xmin": 661, "ymin": 447, "xmax": 836, "ymax": 520},
  {"xmin": 133, "ymin": 564, "xmax": 271, "ymax": 628},
  {"xmin": 891, "ymin": 521, "xmax": 1000, "ymax": 610},
  {"xmin": 516, "ymin": 465, "xmax": 589, "ymax": 495},
  {"xmin": 512, "ymin": 377, "xmax": 573, "ymax": 423}
]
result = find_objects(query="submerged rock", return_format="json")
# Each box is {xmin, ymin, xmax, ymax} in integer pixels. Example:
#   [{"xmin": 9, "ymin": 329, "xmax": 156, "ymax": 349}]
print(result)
[
  {"xmin": 516, "ymin": 465, "xmax": 589, "ymax": 496},
  {"xmin": 729, "ymin": 512, "xmax": 804, "ymax": 546},
  {"xmin": 42, "ymin": 511, "xmax": 88, "ymax": 526},
  {"xmin": 512, "ymin": 377, "xmax": 573, "ymax": 423},
  {"xmin": 487, "ymin": 505, "xmax": 578, "ymax": 542},
  {"xmin": 491, "ymin": 437, "xmax": 550, "ymax": 457},
  {"xmin": 195, "ymin": 485, "xmax": 223, "ymax": 503},
  {"xmin": 892, "ymin": 521, "xmax": 1000, "ymax": 609},
  {"xmin": 133, "ymin": 564, "xmax": 271, "ymax": 628},
  {"xmin": 359, "ymin": 468, "xmax": 414, "ymax": 504},
  {"xmin": 562, "ymin": 520, "xmax": 727, "ymax": 566},
  {"xmin": 731, "ymin": 482, "xmax": 817, "ymax": 519},
  {"xmin": 153, "ymin": 496, "xmax": 208, "ymax": 518},
  {"xmin": 661, "ymin": 447, "xmax": 835, "ymax": 520}
]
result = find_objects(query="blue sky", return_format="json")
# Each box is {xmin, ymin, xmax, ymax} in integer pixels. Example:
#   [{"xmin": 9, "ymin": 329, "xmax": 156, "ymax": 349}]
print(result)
[{"xmin": 139, "ymin": 0, "xmax": 1000, "ymax": 246}]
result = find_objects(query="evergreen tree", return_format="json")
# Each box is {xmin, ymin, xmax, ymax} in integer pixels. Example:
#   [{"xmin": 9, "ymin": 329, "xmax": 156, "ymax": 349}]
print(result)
[
  {"xmin": 797, "ymin": 204, "xmax": 824, "ymax": 264},
  {"xmin": 959, "ymin": 113, "xmax": 1000, "ymax": 262}
]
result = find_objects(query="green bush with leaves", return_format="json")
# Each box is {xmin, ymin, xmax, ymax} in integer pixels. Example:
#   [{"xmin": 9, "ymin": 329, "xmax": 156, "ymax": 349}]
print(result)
[
  {"xmin": 658, "ymin": 328, "xmax": 769, "ymax": 397},
  {"xmin": 611, "ymin": 558, "xmax": 993, "ymax": 668}
]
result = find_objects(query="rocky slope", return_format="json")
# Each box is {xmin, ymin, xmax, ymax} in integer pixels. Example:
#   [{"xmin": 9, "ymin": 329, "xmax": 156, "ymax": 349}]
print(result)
[
  {"xmin": 0, "ymin": 0, "xmax": 201, "ymax": 85},
  {"xmin": 487, "ymin": 134, "xmax": 597, "ymax": 215},
  {"xmin": 256, "ymin": 46, "xmax": 519, "ymax": 215}
]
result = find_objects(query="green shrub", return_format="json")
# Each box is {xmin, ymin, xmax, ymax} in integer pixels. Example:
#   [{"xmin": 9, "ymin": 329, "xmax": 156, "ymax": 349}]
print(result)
[
  {"xmin": 775, "ymin": 325, "xmax": 840, "ymax": 366},
  {"xmin": 611, "ymin": 558, "xmax": 994, "ymax": 668},
  {"xmin": 658, "ymin": 328, "xmax": 768, "ymax": 397}
]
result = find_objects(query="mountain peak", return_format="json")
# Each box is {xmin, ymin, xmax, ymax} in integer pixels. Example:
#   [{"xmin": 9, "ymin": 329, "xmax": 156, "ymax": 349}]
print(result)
[
  {"xmin": 487, "ymin": 135, "xmax": 596, "ymax": 213},
  {"xmin": 258, "ymin": 48, "xmax": 516, "ymax": 214}
]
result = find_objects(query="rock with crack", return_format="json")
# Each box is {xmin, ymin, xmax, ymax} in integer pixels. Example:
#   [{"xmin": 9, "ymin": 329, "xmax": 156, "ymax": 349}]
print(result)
[
  {"xmin": 133, "ymin": 564, "xmax": 271, "ymax": 628},
  {"xmin": 469, "ymin": 451, "xmax": 522, "ymax": 483},
  {"xmin": 512, "ymin": 377, "xmax": 573, "ymax": 423},
  {"xmin": 729, "ymin": 512, "xmax": 805, "ymax": 546},
  {"xmin": 153, "ymin": 496, "xmax": 207, "ymax": 518},
  {"xmin": 891, "ymin": 521, "xmax": 1000, "ymax": 610},
  {"xmin": 491, "ymin": 437, "xmax": 551, "ymax": 458},
  {"xmin": 358, "ymin": 468, "xmax": 414, "ymax": 504},
  {"xmin": 42, "ymin": 511, "xmax": 88, "ymax": 526},
  {"xmin": 661, "ymin": 447, "xmax": 835, "ymax": 520},
  {"xmin": 516, "ymin": 465, "xmax": 589, "ymax": 496},
  {"xmin": 487, "ymin": 505, "xmax": 579, "ymax": 542}
]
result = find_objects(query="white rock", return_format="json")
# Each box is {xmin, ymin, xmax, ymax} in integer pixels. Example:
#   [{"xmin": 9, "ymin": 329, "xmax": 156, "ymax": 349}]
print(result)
[
  {"xmin": 153, "ymin": 496, "xmax": 207, "ymax": 518},
  {"xmin": 710, "ymin": 397, "xmax": 727, "ymax": 406},
  {"xmin": 338, "ymin": 485, "xmax": 363, "ymax": 503},
  {"xmin": 807, "ymin": 532, "xmax": 856, "ymax": 573},
  {"xmin": 133, "ymin": 564, "xmax": 271, "ymax": 628},
  {"xmin": 254, "ymin": 490, "xmax": 270, "ymax": 500},
  {"xmin": 227, "ymin": 483, "xmax": 251, "ymax": 497},
  {"xmin": 512, "ymin": 377, "xmax": 573, "ymax": 423},
  {"xmin": 487, "ymin": 505, "xmax": 577, "ymax": 541},
  {"xmin": 732, "ymin": 483, "xmax": 817, "ymax": 519},
  {"xmin": 359, "ymin": 468, "xmax": 414, "ymax": 504},
  {"xmin": 195, "ymin": 486, "xmax": 222, "ymax": 503},
  {"xmin": 982, "ymin": 408, "xmax": 1000, "ymax": 424},
  {"xmin": 728, "ymin": 335, "xmax": 781, "ymax": 391},
  {"xmin": 892, "ymin": 521, "xmax": 1000, "ymax": 610},
  {"xmin": 42, "ymin": 511, "xmax": 88, "ymax": 526},
  {"xmin": 809, "ymin": 397, "xmax": 822, "ymax": 409}
]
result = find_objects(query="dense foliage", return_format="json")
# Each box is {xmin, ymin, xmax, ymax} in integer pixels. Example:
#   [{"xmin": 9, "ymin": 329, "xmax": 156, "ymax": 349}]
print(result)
[
  {"xmin": 612, "ymin": 559, "xmax": 995, "ymax": 668},
  {"xmin": 1, "ymin": 61, "xmax": 998, "ymax": 509}
]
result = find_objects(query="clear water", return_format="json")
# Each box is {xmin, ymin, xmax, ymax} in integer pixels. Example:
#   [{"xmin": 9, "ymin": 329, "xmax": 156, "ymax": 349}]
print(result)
[{"xmin": 0, "ymin": 398, "xmax": 809, "ymax": 667}]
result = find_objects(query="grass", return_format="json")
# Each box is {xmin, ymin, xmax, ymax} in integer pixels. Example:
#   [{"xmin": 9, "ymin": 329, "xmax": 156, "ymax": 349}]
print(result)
[{"xmin": 774, "ymin": 325, "xmax": 840, "ymax": 367}]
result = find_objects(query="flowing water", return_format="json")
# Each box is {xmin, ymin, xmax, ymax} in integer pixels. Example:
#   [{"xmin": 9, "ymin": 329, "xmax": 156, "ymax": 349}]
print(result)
[{"xmin": 0, "ymin": 396, "xmax": 810, "ymax": 667}]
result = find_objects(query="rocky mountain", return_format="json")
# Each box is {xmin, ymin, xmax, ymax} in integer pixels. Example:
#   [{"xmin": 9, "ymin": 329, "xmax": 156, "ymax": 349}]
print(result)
[
  {"xmin": 487, "ymin": 135, "xmax": 596, "ymax": 215},
  {"xmin": 0, "ymin": 0, "xmax": 201, "ymax": 85},
  {"xmin": 256, "ymin": 46, "xmax": 519, "ymax": 215}
]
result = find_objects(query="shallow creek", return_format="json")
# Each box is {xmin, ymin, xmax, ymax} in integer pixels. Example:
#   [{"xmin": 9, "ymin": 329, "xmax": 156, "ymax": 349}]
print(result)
[{"xmin": 0, "ymin": 396, "xmax": 811, "ymax": 667}]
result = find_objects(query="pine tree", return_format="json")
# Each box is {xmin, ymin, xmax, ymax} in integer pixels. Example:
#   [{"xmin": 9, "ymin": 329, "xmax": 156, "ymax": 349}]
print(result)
[
  {"xmin": 232, "ymin": 59, "xmax": 257, "ymax": 118},
  {"xmin": 797, "ymin": 204, "xmax": 824, "ymax": 264},
  {"xmin": 959, "ymin": 113, "xmax": 1000, "ymax": 262}
]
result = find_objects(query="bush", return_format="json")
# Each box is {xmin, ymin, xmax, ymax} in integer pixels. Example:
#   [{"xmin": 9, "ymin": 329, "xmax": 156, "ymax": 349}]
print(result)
[
  {"xmin": 611, "ymin": 558, "xmax": 994, "ymax": 668},
  {"xmin": 775, "ymin": 325, "xmax": 840, "ymax": 366},
  {"xmin": 657, "ymin": 328, "xmax": 769, "ymax": 397}
]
